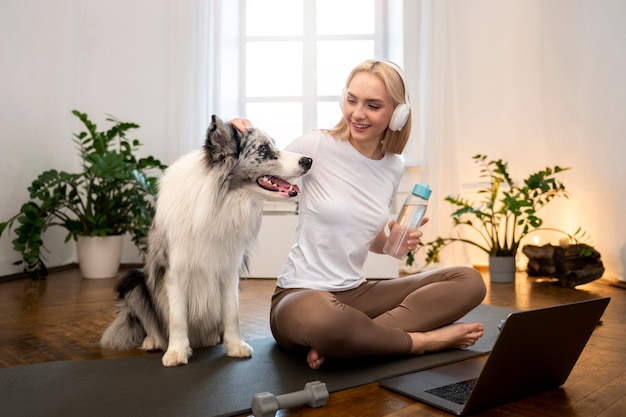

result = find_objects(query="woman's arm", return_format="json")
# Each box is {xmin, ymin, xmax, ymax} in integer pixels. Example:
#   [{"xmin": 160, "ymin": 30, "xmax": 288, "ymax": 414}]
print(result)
[{"xmin": 369, "ymin": 228, "xmax": 388, "ymax": 254}]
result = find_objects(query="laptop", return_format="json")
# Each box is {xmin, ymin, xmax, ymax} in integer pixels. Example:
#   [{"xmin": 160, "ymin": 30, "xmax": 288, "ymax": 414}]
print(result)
[{"xmin": 380, "ymin": 297, "xmax": 610, "ymax": 415}]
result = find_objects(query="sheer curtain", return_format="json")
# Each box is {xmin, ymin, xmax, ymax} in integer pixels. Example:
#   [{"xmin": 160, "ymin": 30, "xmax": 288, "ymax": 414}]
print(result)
[
  {"xmin": 164, "ymin": 0, "xmax": 210, "ymax": 158},
  {"xmin": 413, "ymin": 0, "xmax": 470, "ymax": 267},
  {"xmin": 166, "ymin": 0, "xmax": 240, "ymax": 159}
]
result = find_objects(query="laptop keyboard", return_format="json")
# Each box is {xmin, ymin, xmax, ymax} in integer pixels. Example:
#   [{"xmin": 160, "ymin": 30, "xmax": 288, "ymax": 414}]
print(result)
[{"xmin": 425, "ymin": 378, "xmax": 478, "ymax": 404}]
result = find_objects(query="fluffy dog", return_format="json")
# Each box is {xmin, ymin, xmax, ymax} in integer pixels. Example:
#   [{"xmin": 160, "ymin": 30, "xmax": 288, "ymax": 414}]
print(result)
[{"xmin": 101, "ymin": 115, "xmax": 312, "ymax": 367}]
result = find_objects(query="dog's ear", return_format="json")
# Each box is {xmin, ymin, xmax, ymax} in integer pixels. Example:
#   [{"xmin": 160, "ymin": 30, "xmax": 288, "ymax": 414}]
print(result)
[{"xmin": 204, "ymin": 115, "xmax": 241, "ymax": 162}]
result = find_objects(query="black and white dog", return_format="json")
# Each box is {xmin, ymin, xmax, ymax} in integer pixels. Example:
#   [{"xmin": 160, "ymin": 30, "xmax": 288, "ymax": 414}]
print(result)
[{"xmin": 101, "ymin": 115, "xmax": 312, "ymax": 367}]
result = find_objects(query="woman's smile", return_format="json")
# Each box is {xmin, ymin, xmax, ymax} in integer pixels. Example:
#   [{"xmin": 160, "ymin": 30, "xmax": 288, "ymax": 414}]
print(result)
[{"xmin": 343, "ymin": 72, "xmax": 395, "ymax": 158}]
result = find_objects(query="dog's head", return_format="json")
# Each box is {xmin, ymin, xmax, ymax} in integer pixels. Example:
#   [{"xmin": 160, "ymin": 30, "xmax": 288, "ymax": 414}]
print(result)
[{"xmin": 204, "ymin": 115, "xmax": 312, "ymax": 200}]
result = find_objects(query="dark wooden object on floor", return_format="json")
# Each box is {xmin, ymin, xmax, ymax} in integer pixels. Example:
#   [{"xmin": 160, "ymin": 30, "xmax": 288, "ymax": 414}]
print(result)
[
  {"xmin": 523, "ymin": 244, "xmax": 605, "ymax": 288},
  {"xmin": 0, "ymin": 266, "xmax": 624, "ymax": 417}
]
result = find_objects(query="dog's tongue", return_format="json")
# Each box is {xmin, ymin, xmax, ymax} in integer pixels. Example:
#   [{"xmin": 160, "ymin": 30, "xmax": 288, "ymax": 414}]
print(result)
[{"xmin": 257, "ymin": 176, "xmax": 301, "ymax": 197}]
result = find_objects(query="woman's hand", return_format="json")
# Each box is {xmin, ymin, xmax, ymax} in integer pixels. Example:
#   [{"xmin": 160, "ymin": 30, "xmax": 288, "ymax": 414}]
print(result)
[
  {"xmin": 229, "ymin": 118, "xmax": 253, "ymax": 133},
  {"xmin": 370, "ymin": 216, "xmax": 429, "ymax": 254},
  {"xmin": 387, "ymin": 217, "xmax": 429, "ymax": 253}
]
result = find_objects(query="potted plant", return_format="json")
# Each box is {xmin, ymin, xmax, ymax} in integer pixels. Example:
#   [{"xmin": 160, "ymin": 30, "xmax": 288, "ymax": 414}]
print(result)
[
  {"xmin": 0, "ymin": 110, "xmax": 166, "ymax": 279},
  {"xmin": 410, "ymin": 154, "xmax": 587, "ymax": 283}
]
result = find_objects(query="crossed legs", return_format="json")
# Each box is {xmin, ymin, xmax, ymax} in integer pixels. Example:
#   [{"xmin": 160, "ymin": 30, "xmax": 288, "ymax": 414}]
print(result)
[{"xmin": 270, "ymin": 266, "xmax": 487, "ymax": 368}]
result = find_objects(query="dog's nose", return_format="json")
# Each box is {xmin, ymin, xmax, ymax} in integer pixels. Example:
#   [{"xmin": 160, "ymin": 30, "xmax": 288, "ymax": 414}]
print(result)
[{"xmin": 299, "ymin": 157, "xmax": 313, "ymax": 171}]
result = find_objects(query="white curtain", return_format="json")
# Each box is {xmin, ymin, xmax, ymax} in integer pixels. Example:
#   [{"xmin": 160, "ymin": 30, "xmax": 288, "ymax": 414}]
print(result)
[
  {"xmin": 165, "ymin": 0, "xmax": 241, "ymax": 159},
  {"xmin": 164, "ymin": 0, "xmax": 210, "ymax": 158},
  {"xmin": 414, "ymin": 0, "xmax": 470, "ymax": 266}
]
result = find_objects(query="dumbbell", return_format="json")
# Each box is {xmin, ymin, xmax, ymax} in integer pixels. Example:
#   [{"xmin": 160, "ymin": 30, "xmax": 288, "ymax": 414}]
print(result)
[{"xmin": 251, "ymin": 380, "xmax": 329, "ymax": 417}]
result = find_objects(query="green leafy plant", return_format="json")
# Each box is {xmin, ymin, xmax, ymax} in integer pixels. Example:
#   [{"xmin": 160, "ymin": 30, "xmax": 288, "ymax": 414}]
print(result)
[
  {"xmin": 0, "ymin": 110, "xmax": 166, "ymax": 279},
  {"xmin": 409, "ymin": 154, "xmax": 590, "ymax": 266}
]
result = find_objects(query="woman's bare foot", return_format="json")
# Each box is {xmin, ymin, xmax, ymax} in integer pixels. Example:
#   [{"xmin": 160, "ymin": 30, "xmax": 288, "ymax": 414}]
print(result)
[
  {"xmin": 409, "ymin": 322, "xmax": 485, "ymax": 355},
  {"xmin": 307, "ymin": 348, "xmax": 325, "ymax": 369}
]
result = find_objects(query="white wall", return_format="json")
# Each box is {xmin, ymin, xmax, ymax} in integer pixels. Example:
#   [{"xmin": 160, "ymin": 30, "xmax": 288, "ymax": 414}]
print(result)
[
  {"xmin": 1, "ymin": 0, "xmax": 81, "ymax": 272},
  {"xmin": 1, "ymin": 0, "xmax": 624, "ymax": 281},
  {"xmin": 539, "ymin": 0, "xmax": 626, "ymax": 282},
  {"xmin": 0, "ymin": 0, "xmax": 175, "ymax": 275},
  {"xmin": 447, "ymin": 0, "xmax": 625, "ymax": 280}
]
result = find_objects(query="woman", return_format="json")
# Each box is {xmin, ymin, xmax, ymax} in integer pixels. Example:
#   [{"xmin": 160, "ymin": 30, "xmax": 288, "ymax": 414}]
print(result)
[{"xmin": 233, "ymin": 60, "xmax": 486, "ymax": 369}]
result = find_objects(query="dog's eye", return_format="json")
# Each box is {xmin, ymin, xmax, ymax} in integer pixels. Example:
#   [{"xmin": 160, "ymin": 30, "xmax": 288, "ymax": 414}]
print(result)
[{"xmin": 258, "ymin": 144, "xmax": 268, "ymax": 156}]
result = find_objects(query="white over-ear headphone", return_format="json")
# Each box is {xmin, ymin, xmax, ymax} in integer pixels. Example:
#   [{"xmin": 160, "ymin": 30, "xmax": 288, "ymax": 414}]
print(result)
[{"xmin": 340, "ymin": 60, "xmax": 411, "ymax": 132}]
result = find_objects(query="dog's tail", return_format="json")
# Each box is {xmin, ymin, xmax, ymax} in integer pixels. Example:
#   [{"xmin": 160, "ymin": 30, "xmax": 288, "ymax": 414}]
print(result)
[{"xmin": 100, "ymin": 268, "xmax": 162, "ymax": 349}]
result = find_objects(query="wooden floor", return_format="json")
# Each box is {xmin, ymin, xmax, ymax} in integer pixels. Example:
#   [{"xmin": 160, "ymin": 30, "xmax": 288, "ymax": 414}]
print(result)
[{"xmin": 0, "ymin": 266, "xmax": 624, "ymax": 417}]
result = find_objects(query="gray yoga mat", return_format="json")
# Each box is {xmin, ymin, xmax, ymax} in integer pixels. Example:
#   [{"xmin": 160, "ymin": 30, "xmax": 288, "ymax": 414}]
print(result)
[{"xmin": 0, "ymin": 304, "xmax": 517, "ymax": 417}]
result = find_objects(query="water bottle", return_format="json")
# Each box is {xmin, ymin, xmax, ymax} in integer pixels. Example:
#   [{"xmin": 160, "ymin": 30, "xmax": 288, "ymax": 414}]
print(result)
[{"xmin": 383, "ymin": 183, "xmax": 432, "ymax": 260}]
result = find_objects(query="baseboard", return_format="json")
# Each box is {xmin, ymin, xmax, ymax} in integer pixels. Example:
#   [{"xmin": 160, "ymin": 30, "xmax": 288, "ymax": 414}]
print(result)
[
  {"xmin": 0, "ymin": 263, "xmax": 144, "ymax": 283},
  {"xmin": 0, "ymin": 263, "xmax": 77, "ymax": 283},
  {"xmin": 601, "ymin": 277, "xmax": 626, "ymax": 290}
]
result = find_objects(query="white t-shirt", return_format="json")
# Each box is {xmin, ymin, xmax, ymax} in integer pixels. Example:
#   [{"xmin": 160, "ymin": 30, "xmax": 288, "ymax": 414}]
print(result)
[{"xmin": 277, "ymin": 130, "xmax": 404, "ymax": 291}]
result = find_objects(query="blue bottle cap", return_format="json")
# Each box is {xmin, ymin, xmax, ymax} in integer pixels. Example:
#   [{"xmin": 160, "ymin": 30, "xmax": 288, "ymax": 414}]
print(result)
[{"xmin": 412, "ymin": 183, "xmax": 432, "ymax": 200}]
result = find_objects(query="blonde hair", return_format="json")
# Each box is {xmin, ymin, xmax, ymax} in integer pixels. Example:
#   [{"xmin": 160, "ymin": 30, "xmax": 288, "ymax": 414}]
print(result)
[{"xmin": 325, "ymin": 59, "xmax": 412, "ymax": 155}]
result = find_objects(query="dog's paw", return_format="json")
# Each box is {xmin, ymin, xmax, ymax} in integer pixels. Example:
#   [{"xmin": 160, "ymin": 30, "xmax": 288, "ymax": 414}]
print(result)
[
  {"xmin": 141, "ymin": 336, "xmax": 163, "ymax": 351},
  {"xmin": 225, "ymin": 341, "xmax": 253, "ymax": 358},
  {"xmin": 161, "ymin": 346, "xmax": 192, "ymax": 367}
]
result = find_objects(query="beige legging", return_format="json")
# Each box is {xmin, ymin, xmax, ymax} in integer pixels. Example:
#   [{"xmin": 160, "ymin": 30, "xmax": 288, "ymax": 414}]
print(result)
[{"xmin": 270, "ymin": 266, "xmax": 486, "ymax": 358}]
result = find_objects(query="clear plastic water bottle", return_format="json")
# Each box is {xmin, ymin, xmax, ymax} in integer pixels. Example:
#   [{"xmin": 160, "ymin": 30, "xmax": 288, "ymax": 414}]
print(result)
[{"xmin": 383, "ymin": 183, "xmax": 432, "ymax": 259}]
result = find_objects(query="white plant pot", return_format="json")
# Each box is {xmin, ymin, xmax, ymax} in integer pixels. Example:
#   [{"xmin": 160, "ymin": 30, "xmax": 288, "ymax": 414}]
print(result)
[
  {"xmin": 76, "ymin": 235, "xmax": 124, "ymax": 279},
  {"xmin": 489, "ymin": 256, "xmax": 516, "ymax": 283}
]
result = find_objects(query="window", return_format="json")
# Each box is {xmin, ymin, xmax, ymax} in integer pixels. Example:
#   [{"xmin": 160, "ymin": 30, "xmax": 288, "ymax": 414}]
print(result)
[{"xmin": 241, "ymin": 0, "xmax": 386, "ymax": 148}]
